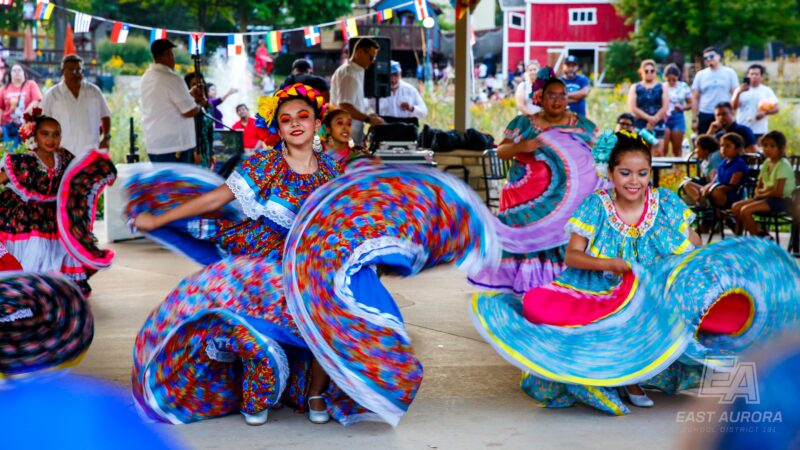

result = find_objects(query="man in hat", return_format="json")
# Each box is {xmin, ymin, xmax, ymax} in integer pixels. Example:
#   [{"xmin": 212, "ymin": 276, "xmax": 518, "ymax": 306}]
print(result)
[
  {"xmin": 41, "ymin": 54, "xmax": 111, "ymax": 158},
  {"xmin": 375, "ymin": 61, "xmax": 427, "ymax": 123},
  {"xmin": 560, "ymin": 55, "xmax": 590, "ymax": 117},
  {"xmin": 140, "ymin": 39, "xmax": 206, "ymax": 163}
]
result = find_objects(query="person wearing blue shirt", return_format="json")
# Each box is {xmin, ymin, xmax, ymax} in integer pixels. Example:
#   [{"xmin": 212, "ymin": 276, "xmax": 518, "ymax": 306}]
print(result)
[
  {"xmin": 560, "ymin": 55, "xmax": 590, "ymax": 117},
  {"xmin": 706, "ymin": 132, "xmax": 749, "ymax": 208}
]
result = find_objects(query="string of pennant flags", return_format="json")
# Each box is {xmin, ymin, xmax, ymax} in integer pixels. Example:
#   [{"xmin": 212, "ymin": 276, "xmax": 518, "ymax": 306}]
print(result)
[{"xmin": 27, "ymin": 0, "xmax": 434, "ymax": 57}]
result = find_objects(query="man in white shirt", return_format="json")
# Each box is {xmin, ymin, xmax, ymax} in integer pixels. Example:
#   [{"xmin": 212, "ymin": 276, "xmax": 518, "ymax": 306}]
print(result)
[
  {"xmin": 330, "ymin": 38, "xmax": 385, "ymax": 144},
  {"xmin": 140, "ymin": 39, "xmax": 205, "ymax": 163},
  {"xmin": 41, "ymin": 54, "xmax": 111, "ymax": 158},
  {"xmin": 374, "ymin": 61, "xmax": 427, "ymax": 121},
  {"xmin": 731, "ymin": 63, "xmax": 779, "ymax": 141},
  {"xmin": 691, "ymin": 46, "xmax": 739, "ymax": 136}
]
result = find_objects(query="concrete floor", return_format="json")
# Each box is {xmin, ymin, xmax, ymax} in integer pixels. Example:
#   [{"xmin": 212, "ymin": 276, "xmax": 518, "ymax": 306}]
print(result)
[{"xmin": 75, "ymin": 231, "xmax": 713, "ymax": 450}]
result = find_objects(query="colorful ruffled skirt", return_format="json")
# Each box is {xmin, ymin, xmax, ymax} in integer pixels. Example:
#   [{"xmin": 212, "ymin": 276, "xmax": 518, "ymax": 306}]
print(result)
[
  {"xmin": 471, "ymin": 238, "xmax": 800, "ymax": 415},
  {"xmin": 468, "ymin": 129, "xmax": 607, "ymax": 293},
  {"xmin": 0, "ymin": 272, "xmax": 93, "ymax": 379},
  {"xmin": 133, "ymin": 163, "xmax": 500, "ymax": 425}
]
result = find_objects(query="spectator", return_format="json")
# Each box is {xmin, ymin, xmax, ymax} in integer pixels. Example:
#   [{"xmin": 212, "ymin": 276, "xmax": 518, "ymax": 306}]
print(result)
[
  {"xmin": 0, "ymin": 63, "xmax": 42, "ymax": 152},
  {"xmin": 515, "ymin": 61, "xmax": 541, "ymax": 116},
  {"xmin": 41, "ymin": 54, "xmax": 111, "ymax": 157},
  {"xmin": 279, "ymin": 58, "xmax": 330, "ymax": 102},
  {"xmin": 627, "ymin": 59, "xmax": 669, "ymax": 155},
  {"xmin": 329, "ymin": 37, "xmax": 384, "ymax": 145},
  {"xmin": 432, "ymin": 62, "xmax": 443, "ymax": 85},
  {"xmin": 254, "ymin": 39, "xmax": 272, "ymax": 75},
  {"xmin": 680, "ymin": 134, "xmax": 723, "ymax": 207},
  {"xmin": 703, "ymin": 132, "xmax": 748, "ymax": 208},
  {"xmin": 183, "ymin": 72, "xmax": 214, "ymax": 168},
  {"xmin": 375, "ymin": 61, "xmax": 427, "ymax": 121},
  {"xmin": 560, "ymin": 55, "xmax": 590, "ymax": 117},
  {"xmin": 230, "ymin": 103, "xmax": 263, "ymax": 154},
  {"xmin": 731, "ymin": 63, "xmax": 779, "ymax": 141},
  {"xmin": 707, "ymin": 102, "xmax": 756, "ymax": 153},
  {"xmin": 615, "ymin": 112, "xmax": 636, "ymax": 133},
  {"xmin": 662, "ymin": 63, "xmax": 693, "ymax": 157},
  {"xmin": 691, "ymin": 46, "xmax": 738, "ymax": 136},
  {"xmin": 0, "ymin": 57, "xmax": 7, "ymax": 85},
  {"xmin": 261, "ymin": 74, "xmax": 275, "ymax": 95},
  {"xmin": 140, "ymin": 39, "xmax": 206, "ymax": 164},
  {"xmin": 509, "ymin": 60, "xmax": 525, "ymax": 90},
  {"xmin": 206, "ymin": 83, "xmax": 237, "ymax": 129}
]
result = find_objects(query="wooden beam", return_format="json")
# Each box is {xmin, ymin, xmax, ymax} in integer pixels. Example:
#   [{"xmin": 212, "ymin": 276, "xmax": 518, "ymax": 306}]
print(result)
[{"xmin": 454, "ymin": 7, "xmax": 471, "ymax": 132}]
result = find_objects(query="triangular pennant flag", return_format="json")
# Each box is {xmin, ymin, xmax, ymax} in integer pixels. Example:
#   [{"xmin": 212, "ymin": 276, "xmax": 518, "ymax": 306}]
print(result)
[
  {"xmin": 414, "ymin": 0, "xmax": 430, "ymax": 21},
  {"xmin": 110, "ymin": 22, "xmax": 129, "ymax": 44},
  {"xmin": 64, "ymin": 24, "xmax": 76, "ymax": 56},
  {"xmin": 227, "ymin": 33, "xmax": 244, "ymax": 56},
  {"xmin": 456, "ymin": 0, "xmax": 466, "ymax": 20},
  {"xmin": 304, "ymin": 26, "xmax": 320, "ymax": 47},
  {"xmin": 74, "ymin": 12, "xmax": 92, "ymax": 34},
  {"xmin": 189, "ymin": 32, "xmax": 205, "ymax": 55},
  {"xmin": 341, "ymin": 18, "xmax": 358, "ymax": 41},
  {"xmin": 377, "ymin": 9, "xmax": 393, "ymax": 22},
  {"xmin": 150, "ymin": 28, "xmax": 167, "ymax": 44},
  {"xmin": 266, "ymin": 31, "xmax": 282, "ymax": 53}
]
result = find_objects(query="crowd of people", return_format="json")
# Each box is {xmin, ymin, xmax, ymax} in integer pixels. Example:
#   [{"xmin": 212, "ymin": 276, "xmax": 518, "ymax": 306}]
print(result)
[{"xmin": 1, "ymin": 34, "xmax": 798, "ymax": 442}]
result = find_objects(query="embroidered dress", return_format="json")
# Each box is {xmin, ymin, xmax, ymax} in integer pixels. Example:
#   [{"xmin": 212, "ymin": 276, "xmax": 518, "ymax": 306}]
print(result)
[
  {"xmin": 0, "ymin": 149, "xmax": 91, "ymax": 293},
  {"xmin": 322, "ymin": 142, "xmax": 369, "ymax": 168},
  {"xmin": 471, "ymin": 188, "xmax": 800, "ymax": 415},
  {"xmin": 133, "ymin": 164, "xmax": 500, "ymax": 425},
  {"xmin": 468, "ymin": 113, "xmax": 602, "ymax": 293}
]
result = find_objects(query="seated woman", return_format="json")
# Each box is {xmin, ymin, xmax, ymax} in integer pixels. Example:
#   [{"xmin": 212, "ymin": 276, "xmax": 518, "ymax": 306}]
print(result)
[
  {"xmin": 732, "ymin": 130, "xmax": 795, "ymax": 237},
  {"xmin": 698, "ymin": 132, "xmax": 748, "ymax": 209},
  {"xmin": 0, "ymin": 113, "xmax": 94, "ymax": 294}
]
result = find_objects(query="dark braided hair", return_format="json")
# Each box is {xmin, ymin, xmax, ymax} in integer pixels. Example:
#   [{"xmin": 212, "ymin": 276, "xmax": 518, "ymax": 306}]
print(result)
[{"xmin": 608, "ymin": 130, "xmax": 651, "ymax": 172}]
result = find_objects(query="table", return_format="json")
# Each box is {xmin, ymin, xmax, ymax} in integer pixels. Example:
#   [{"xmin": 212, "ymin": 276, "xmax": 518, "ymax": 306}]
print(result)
[{"xmin": 653, "ymin": 156, "xmax": 699, "ymax": 177}]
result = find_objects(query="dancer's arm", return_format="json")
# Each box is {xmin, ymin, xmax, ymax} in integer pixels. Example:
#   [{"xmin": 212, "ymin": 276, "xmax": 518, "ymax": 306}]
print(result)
[
  {"xmin": 496, "ymin": 137, "xmax": 540, "ymax": 160},
  {"xmin": 133, "ymin": 184, "xmax": 235, "ymax": 232},
  {"xmin": 564, "ymin": 233, "xmax": 630, "ymax": 274}
]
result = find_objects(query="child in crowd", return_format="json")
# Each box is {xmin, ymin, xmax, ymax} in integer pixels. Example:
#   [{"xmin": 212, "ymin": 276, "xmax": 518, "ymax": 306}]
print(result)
[
  {"xmin": 681, "ymin": 134, "xmax": 723, "ymax": 206},
  {"xmin": 320, "ymin": 106, "xmax": 368, "ymax": 166},
  {"xmin": 615, "ymin": 113, "xmax": 635, "ymax": 133},
  {"xmin": 702, "ymin": 132, "xmax": 748, "ymax": 208},
  {"xmin": 732, "ymin": 130, "xmax": 796, "ymax": 237}
]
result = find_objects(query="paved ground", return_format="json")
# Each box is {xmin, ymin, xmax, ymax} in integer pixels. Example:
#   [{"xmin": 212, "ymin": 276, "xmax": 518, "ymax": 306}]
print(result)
[{"xmin": 74, "ymin": 229, "xmax": 728, "ymax": 450}]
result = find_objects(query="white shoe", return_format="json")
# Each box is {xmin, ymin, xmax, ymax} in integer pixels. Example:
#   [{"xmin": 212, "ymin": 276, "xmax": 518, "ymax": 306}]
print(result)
[
  {"xmin": 242, "ymin": 409, "xmax": 269, "ymax": 426},
  {"xmin": 307, "ymin": 396, "xmax": 330, "ymax": 424},
  {"xmin": 618, "ymin": 386, "xmax": 654, "ymax": 408}
]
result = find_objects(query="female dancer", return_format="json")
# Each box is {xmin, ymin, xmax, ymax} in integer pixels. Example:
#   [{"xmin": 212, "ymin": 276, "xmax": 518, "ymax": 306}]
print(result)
[
  {"xmin": 132, "ymin": 84, "xmax": 339, "ymax": 260},
  {"xmin": 469, "ymin": 67, "xmax": 600, "ymax": 293},
  {"xmin": 0, "ymin": 113, "xmax": 92, "ymax": 294},
  {"xmin": 472, "ymin": 131, "xmax": 800, "ymax": 414}
]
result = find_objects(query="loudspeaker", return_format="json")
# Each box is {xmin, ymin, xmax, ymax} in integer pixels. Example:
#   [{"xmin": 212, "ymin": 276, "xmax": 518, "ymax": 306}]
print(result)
[{"xmin": 349, "ymin": 36, "xmax": 392, "ymax": 100}]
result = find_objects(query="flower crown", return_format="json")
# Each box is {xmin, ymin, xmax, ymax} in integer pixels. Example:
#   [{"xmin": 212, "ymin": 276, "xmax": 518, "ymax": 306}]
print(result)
[
  {"xmin": 255, "ymin": 83, "xmax": 326, "ymax": 148},
  {"xmin": 530, "ymin": 66, "xmax": 557, "ymax": 105},
  {"xmin": 19, "ymin": 107, "xmax": 42, "ymax": 142}
]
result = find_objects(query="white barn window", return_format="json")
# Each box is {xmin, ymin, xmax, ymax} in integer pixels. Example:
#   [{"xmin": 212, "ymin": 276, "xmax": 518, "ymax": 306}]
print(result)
[
  {"xmin": 568, "ymin": 8, "xmax": 597, "ymax": 26},
  {"xmin": 509, "ymin": 12, "xmax": 525, "ymax": 30}
]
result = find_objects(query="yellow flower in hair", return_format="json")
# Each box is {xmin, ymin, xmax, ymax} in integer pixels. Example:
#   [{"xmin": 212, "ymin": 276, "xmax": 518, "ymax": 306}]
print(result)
[{"xmin": 258, "ymin": 96, "xmax": 280, "ymax": 125}]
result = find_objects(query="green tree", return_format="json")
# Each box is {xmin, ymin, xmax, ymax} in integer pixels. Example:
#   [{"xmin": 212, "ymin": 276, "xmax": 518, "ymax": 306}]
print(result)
[{"xmin": 616, "ymin": 0, "xmax": 800, "ymax": 58}]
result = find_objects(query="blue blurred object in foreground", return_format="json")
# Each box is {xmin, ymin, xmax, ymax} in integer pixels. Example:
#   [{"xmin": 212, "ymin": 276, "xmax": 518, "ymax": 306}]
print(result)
[{"xmin": 0, "ymin": 374, "xmax": 188, "ymax": 450}]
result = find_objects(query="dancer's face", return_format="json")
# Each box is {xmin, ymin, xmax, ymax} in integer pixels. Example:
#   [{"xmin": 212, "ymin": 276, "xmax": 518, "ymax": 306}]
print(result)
[
  {"xmin": 609, "ymin": 151, "xmax": 651, "ymax": 203},
  {"xmin": 328, "ymin": 113, "xmax": 352, "ymax": 146},
  {"xmin": 35, "ymin": 121, "xmax": 62, "ymax": 154},
  {"xmin": 277, "ymin": 99, "xmax": 320, "ymax": 149},
  {"xmin": 541, "ymin": 83, "xmax": 567, "ymax": 116}
]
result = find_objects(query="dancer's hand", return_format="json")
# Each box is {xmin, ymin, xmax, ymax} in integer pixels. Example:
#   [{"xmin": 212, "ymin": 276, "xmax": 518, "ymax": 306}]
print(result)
[
  {"xmin": 133, "ymin": 213, "xmax": 159, "ymax": 232},
  {"xmin": 605, "ymin": 258, "xmax": 631, "ymax": 275}
]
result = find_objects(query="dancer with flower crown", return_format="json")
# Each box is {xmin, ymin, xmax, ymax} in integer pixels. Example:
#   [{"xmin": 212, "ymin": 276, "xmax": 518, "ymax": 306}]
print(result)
[
  {"xmin": 0, "ymin": 111, "xmax": 96, "ymax": 294},
  {"xmin": 471, "ymin": 130, "xmax": 800, "ymax": 415},
  {"xmin": 469, "ymin": 67, "xmax": 603, "ymax": 293}
]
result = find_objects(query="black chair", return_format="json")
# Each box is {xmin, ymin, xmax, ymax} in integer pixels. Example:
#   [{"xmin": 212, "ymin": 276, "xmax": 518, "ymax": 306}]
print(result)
[
  {"xmin": 481, "ymin": 149, "xmax": 511, "ymax": 210},
  {"xmin": 754, "ymin": 155, "xmax": 800, "ymax": 244}
]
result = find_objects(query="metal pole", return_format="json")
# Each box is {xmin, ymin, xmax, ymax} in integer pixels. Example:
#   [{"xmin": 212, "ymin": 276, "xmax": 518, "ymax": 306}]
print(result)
[{"xmin": 454, "ymin": 9, "xmax": 471, "ymax": 132}]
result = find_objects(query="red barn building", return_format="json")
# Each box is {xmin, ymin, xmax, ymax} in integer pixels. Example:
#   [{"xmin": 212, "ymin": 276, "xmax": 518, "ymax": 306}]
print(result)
[{"xmin": 499, "ymin": 0, "xmax": 634, "ymax": 84}]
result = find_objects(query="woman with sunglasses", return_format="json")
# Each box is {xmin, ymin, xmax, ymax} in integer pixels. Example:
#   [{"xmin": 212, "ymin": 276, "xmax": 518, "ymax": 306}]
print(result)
[
  {"xmin": 627, "ymin": 59, "xmax": 669, "ymax": 155},
  {"xmin": 469, "ymin": 67, "xmax": 601, "ymax": 294}
]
